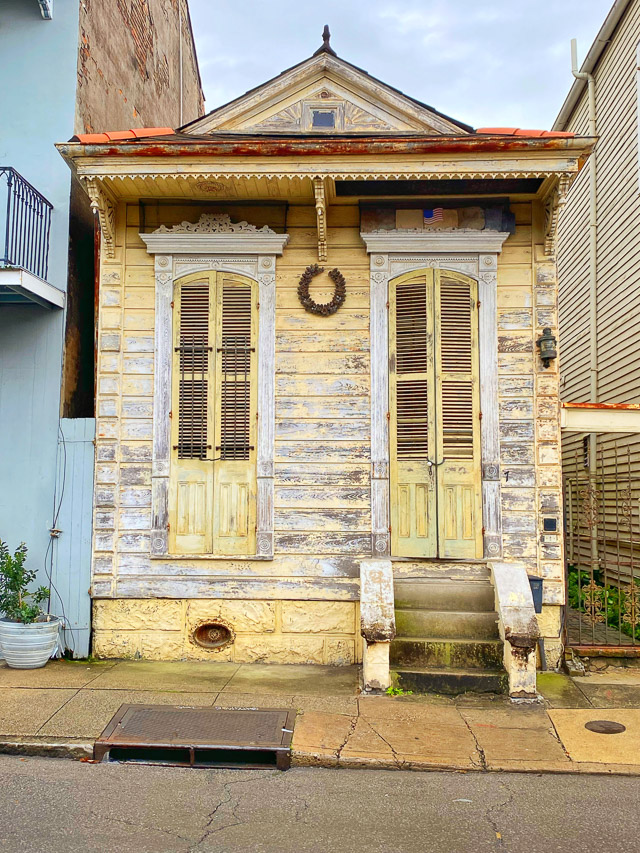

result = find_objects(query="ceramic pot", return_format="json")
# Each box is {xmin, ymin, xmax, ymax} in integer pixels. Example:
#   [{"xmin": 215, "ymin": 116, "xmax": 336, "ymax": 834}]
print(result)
[{"xmin": 0, "ymin": 617, "xmax": 60, "ymax": 669}]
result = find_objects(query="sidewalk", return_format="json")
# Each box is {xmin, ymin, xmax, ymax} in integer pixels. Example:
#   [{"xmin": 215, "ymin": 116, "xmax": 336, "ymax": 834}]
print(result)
[{"xmin": 1, "ymin": 659, "xmax": 640, "ymax": 774}]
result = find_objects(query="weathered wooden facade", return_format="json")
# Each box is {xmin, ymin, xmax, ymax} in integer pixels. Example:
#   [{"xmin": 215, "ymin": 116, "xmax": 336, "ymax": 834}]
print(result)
[{"xmin": 59, "ymin": 34, "xmax": 594, "ymax": 693}]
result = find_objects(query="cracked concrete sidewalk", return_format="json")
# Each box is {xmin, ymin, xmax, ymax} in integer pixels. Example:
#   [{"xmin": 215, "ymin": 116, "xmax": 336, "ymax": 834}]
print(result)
[{"xmin": 2, "ymin": 659, "xmax": 640, "ymax": 775}]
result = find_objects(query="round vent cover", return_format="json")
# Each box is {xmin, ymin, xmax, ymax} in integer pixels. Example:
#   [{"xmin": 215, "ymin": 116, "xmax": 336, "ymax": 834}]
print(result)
[{"xmin": 193, "ymin": 622, "xmax": 234, "ymax": 650}]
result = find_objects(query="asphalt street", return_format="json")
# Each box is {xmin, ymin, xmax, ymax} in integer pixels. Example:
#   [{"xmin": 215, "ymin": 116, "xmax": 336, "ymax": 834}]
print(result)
[{"xmin": 0, "ymin": 754, "xmax": 638, "ymax": 852}]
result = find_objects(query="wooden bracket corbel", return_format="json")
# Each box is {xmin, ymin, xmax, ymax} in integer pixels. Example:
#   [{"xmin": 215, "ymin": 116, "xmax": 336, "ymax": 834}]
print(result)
[
  {"xmin": 84, "ymin": 178, "xmax": 116, "ymax": 259},
  {"xmin": 543, "ymin": 173, "xmax": 571, "ymax": 258},
  {"xmin": 313, "ymin": 176, "xmax": 328, "ymax": 262}
]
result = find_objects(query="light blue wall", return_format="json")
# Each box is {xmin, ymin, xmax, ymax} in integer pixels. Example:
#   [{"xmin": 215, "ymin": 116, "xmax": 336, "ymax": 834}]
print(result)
[{"xmin": 0, "ymin": 2, "xmax": 91, "ymax": 656}]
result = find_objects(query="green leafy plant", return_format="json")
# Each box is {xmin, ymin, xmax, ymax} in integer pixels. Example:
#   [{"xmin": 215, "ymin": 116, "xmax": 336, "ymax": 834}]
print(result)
[
  {"xmin": 0, "ymin": 540, "xmax": 50, "ymax": 624},
  {"xmin": 568, "ymin": 566, "xmax": 640, "ymax": 642},
  {"xmin": 385, "ymin": 686, "xmax": 413, "ymax": 696}
]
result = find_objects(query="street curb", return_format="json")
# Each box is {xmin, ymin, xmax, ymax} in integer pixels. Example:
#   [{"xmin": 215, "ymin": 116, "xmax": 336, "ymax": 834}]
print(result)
[
  {"xmin": 0, "ymin": 738, "xmax": 93, "ymax": 760},
  {"xmin": 291, "ymin": 750, "xmax": 640, "ymax": 776}
]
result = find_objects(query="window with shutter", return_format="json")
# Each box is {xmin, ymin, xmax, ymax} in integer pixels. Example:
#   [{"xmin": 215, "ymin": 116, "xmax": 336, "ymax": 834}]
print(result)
[
  {"xmin": 169, "ymin": 271, "xmax": 257, "ymax": 555},
  {"xmin": 390, "ymin": 269, "xmax": 482, "ymax": 559}
]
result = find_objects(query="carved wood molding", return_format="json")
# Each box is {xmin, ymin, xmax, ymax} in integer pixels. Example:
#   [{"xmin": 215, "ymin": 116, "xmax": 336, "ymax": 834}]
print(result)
[
  {"xmin": 84, "ymin": 178, "xmax": 116, "ymax": 259},
  {"xmin": 544, "ymin": 173, "xmax": 572, "ymax": 257},
  {"xmin": 145, "ymin": 250, "xmax": 277, "ymax": 560},
  {"xmin": 314, "ymin": 177, "xmax": 328, "ymax": 262}
]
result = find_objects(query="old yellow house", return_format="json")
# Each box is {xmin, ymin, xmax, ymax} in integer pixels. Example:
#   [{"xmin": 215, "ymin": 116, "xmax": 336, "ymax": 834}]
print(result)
[{"xmin": 59, "ymin": 31, "xmax": 594, "ymax": 696}]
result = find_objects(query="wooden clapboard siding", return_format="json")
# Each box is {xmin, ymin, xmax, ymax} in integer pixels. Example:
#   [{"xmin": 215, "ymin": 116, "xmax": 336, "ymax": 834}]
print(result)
[
  {"xmin": 272, "ymin": 203, "xmax": 371, "ymax": 554},
  {"xmin": 558, "ymin": 0, "xmax": 640, "ymax": 584}
]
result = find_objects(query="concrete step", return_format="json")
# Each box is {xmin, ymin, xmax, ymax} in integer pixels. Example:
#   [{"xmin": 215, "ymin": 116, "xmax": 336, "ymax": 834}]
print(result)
[
  {"xmin": 394, "ymin": 608, "xmax": 499, "ymax": 640},
  {"xmin": 394, "ymin": 579, "xmax": 495, "ymax": 612},
  {"xmin": 392, "ymin": 561, "xmax": 491, "ymax": 581},
  {"xmin": 390, "ymin": 637, "xmax": 504, "ymax": 670},
  {"xmin": 392, "ymin": 667, "xmax": 508, "ymax": 696}
]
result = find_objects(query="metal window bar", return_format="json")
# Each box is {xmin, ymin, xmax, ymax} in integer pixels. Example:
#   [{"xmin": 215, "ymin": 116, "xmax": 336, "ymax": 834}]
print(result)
[
  {"xmin": 175, "ymin": 335, "xmax": 211, "ymax": 460},
  {"xmin": 0, "ymin": 167, "xmax": 53, "ymax": 281},
  {"xmin": 217, "ymin": 335, "xmax": 255, "ymax": 460}
]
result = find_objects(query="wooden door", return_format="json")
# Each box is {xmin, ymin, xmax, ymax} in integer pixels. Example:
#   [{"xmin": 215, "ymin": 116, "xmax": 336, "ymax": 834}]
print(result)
[
  {"xmin": 389, "ymin": 269, "xmax": 482, "ymax": 559},
  {"xmin": 169, "ymin": 271, "xmax": 257, "ymax": 556}
]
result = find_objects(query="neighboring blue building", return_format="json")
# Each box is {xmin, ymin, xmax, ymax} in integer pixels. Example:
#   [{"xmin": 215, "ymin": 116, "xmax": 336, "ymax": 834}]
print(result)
[{"xmin": 0, "ymin": 0, "xmax": 203, "ymax": 656}]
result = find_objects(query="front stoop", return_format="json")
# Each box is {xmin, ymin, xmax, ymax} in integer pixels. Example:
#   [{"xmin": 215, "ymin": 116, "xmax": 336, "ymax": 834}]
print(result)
[{"xmin": 391, "ymin": 574, "xmax": 507, "ymax": 695}]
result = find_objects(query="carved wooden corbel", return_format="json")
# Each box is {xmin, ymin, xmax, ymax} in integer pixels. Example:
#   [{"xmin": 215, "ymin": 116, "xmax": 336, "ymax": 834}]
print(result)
[
  {"xmin": 313, "ymin": 176, "xmax": 328, "ymax": 262},
  {"xmin": 544, "ymin": 173, "xmax": 572, "ymax": 258},
  {"xmin": 84, "ymin": 178, "xmax": 116, "ymax": 259}
]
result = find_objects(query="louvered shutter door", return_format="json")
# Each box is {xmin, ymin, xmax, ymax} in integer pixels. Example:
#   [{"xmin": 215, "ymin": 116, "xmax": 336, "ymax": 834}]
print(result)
[
  {"xmin": 389, "ymin": 272, "xmax": 437, "ymax": 558},
  {"xmin": 212, "ymin": 274, "xmax": 257, "ymax": 554},
  {"xmin": 169, "ymin": 275, "xmax": 215, "ymax": 554},
  {"xmin": 435, "ymin": 271, "xmax": 482, "ymax": 558}
]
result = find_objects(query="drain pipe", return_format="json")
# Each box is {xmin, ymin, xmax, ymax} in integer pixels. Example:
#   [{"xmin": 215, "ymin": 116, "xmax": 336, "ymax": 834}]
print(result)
[{"xmin": 571, "ymin": 38, "xmax": 598, "ymax": 574}]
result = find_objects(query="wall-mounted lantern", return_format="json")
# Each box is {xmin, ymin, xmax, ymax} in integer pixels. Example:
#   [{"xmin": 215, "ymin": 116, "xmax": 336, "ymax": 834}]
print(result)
[{"xmin": 536, "ymin": 327, "xmax": 557, "ymax": 368}]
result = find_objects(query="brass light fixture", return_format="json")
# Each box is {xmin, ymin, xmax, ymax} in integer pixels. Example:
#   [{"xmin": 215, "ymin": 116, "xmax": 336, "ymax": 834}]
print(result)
[{"xmin": 537, "ymin": 327, "xmax": 557, "ymax": 368}]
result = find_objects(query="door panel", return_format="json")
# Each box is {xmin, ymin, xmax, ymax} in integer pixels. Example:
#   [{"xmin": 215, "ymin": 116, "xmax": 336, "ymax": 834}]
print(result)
[
  {"xmin": 170, "ymin": 272, "xmax": 256, "ymax": 555},
  {"xmin": 390, "ymin": 273, "xmax": 437, "ymax": 558},
  {"xmin": 435, "ymin": 271, "xmax": 482, "ymax": 558},
  {"xmin": 389, "ymin": 269, "xmax": 482, "ymax": 560}
]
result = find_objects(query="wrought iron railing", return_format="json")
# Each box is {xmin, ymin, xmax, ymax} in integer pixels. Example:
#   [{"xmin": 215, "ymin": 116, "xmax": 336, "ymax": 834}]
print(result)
[{"xmin": 0, "ymin": 167, "xmax": 53, "ymax": 281}]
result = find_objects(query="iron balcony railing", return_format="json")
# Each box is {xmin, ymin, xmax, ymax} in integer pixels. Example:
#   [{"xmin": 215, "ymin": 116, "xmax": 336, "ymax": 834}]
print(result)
[{"xmin": 0, "ymin": 167, "xmax": 53, "ymax": 281}]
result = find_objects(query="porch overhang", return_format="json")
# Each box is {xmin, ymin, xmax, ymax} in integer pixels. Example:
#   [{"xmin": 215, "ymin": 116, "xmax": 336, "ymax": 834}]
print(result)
[
  {"xmin": 0, "ymin": 267, "xmax": 64, "ymax": 308},
  {"xmin": 561, "ymin": 402, "xmax": 640, "ymax": 433}
]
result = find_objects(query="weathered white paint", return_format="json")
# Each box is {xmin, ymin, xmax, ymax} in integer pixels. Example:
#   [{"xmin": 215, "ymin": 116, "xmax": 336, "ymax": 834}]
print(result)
[
  {"xmin": 141, "ymin": 225, "xmax": 289, "ymax": 559},
  {"xmin": 489, "ymin": 560, "xmax": 539, "ymax": 698},
  {"xmin": 560, "ymin": 403, "xmax": 640, "ymax": 432},
  {"xmin": 360, "ymin": 558, "xmax": 395, "ymax": 691},
  {"xmin": 361, "ymin": 231, "xmax": 510, "ymax": 560}
]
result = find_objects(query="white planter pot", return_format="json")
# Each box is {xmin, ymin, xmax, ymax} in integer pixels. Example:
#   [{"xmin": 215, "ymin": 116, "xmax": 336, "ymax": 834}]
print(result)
[{"xmin": 0, "ymin": 617, "xmax": 60, "ymax": 669}]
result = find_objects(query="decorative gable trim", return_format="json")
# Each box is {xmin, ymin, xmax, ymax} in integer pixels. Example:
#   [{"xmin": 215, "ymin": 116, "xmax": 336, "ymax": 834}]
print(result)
[{"xmin": 182, "ymin": 53, "xmax": 470, "ymax": 137}]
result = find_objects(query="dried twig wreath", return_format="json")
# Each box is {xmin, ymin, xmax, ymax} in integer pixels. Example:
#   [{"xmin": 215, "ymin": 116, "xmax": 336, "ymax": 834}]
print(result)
[{"xmin": 297, "ymin": 264, "xmax": 346, "ymax": 316}]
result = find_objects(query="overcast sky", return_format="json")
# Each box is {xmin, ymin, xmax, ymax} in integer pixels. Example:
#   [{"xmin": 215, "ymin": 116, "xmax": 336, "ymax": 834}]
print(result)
[{"xmin": 188, "ymin": 0, "xmax": 613, "ymax": 129}]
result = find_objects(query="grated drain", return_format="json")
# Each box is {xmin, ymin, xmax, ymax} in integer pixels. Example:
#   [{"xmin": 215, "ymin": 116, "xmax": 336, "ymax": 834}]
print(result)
[{"xmin": 94, "ymin": 705, "xmax": 296, "ymax": 769}]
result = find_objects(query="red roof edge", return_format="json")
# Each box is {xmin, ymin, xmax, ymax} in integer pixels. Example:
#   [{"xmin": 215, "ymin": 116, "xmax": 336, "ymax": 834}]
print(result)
[
  {"xmin": 476, "ymin": 127, "xmax": 575, "ymax": 138},
  {"xmin": 71, "ymin": 127, "xmax": 174, "ymax": 143}
]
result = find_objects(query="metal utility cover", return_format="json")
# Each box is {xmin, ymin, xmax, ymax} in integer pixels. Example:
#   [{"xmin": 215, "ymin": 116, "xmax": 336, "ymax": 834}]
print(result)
[{"xmin": 94, "ymin": 705, "xmax": 296, "ymax": 769}]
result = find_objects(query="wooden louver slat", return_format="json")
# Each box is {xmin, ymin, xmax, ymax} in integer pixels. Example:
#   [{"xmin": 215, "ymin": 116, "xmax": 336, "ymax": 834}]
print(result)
[
  {"xmin": 177, "ymin": 281, "xmax": 209, "ymax": 460},
  {"xmin": 395, "ymin": 279, "xmax": 429, "ymax": 460},
  {"xmin": 220, "ymin": 283, "xmax": 252, "ymax": 460},
  {"xmin": 440, "ymin": 276, "xmax": 474, "ymax": 459}
]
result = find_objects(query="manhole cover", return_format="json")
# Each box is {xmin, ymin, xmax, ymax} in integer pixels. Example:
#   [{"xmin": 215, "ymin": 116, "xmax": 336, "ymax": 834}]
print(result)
[
  {"xmin": 584, "ymin": 720, "xmax": 626, "ymax": 734},
  {"xmin": 94, "ymin": 704, "xmax": 296, "ymax": 769}
]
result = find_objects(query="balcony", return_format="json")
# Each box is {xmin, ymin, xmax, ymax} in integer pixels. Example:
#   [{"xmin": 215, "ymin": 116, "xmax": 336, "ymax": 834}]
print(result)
[{"xmin": 0, "ymin": 167, "xmax": 63, "ymax": 308}]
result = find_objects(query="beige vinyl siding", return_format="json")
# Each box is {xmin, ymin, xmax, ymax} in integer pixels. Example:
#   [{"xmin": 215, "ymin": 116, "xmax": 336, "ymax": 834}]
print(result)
[{"xmin": 559, "ymin": 0, "xmax": 640, "ymax": 584}]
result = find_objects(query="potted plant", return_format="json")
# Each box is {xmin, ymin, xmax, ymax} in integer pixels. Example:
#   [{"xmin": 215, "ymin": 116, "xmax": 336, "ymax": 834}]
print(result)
[{"xmin": 0, "ymin": 540, "xmax": 60, "ymax": 669}]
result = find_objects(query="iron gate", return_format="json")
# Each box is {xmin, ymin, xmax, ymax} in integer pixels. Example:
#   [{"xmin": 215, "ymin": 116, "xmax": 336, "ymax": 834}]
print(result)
[{"xmin": 564, "ymin": 434, "xmax": 640, "ymax": 648}]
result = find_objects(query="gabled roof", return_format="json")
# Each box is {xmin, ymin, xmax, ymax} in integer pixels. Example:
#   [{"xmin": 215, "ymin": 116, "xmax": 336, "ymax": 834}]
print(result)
[{"xmin": 179, "ymin": 30, "xmax": 474, "ymax": 137}]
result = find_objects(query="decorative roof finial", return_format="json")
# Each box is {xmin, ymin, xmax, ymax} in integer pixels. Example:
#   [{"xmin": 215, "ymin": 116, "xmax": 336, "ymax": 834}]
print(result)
[{"xmin": 313, "ymin": 24, "xmax": 337, "ymax": 57}]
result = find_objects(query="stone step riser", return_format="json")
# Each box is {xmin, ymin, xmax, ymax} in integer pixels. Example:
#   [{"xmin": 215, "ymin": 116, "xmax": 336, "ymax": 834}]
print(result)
[
  {"xmin": 390, "ymin": 639, "xmax": 504, "ymax": 670},
  {"xmin": 392, "ymin": 669, "xmax": 508, "ymax": 696},
  {"xmin": 394, "ymin": 581, "xmax": 495, "ymax": 613},
  {"xmin": 395, "ymin": 609, "xmax": 499, "ymax": 641}
]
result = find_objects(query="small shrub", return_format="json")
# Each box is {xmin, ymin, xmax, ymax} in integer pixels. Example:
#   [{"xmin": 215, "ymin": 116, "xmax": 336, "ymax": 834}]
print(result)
[
  {"xmin": 0, "ymin": 540, "xmax": 50, "ymax": 624},
  {"xmin": 385, "ymin": 686, "xmax": 413, "ymax": 696}
]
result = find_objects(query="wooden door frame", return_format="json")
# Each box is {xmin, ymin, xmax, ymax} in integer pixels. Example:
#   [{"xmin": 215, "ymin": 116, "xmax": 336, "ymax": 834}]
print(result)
[
  {"xmin": 140, "ymin": 222, "xmax": 289, "ymax": 559},
  {"xmin": 362, "ymin": 230, "xmax": 510, "ymax": 560}
]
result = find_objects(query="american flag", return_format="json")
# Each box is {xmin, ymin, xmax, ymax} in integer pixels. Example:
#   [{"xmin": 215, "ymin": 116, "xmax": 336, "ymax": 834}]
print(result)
[{"xmin": 424, "ymin": 207, "xmax": 444, "ymax": 224}]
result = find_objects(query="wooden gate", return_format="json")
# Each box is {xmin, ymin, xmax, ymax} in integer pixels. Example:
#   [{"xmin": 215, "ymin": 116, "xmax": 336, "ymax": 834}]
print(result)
[{"xmin": 564, "ymin": 433, "xmax": 640, "ymax": 648}]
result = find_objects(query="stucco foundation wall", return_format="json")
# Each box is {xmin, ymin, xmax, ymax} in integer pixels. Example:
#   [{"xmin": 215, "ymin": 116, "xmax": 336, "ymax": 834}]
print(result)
[{"xmin": 93, "ymin": 599, "xmax": 361, "ymax": 664}]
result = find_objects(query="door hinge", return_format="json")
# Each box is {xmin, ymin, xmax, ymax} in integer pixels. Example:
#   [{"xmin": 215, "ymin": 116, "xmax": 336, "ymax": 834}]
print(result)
[
  {"xmin": 482, "ymin": 526, "xmax": 486, "ymax": 535},
  {"xmin": 388, "ymin": 525, "xmax": 392, "ymax": 533},
  {"xmin": 386, "ymin": 412, "xmax": 390, "ymax": 420},
  {"xmin": 386, "ymin": 301, "xmax": 390, "ymax": 309},
  {"xmin": 170, "ymin": 301, "xmax": 174, "ymax": 309},
  {"xmin": 477, "ymin": 300, "xmax": 481, "ymax": 308},
  {"xmin": 479, "ymin": 411, "xmax": 483, "ymax": 420}
]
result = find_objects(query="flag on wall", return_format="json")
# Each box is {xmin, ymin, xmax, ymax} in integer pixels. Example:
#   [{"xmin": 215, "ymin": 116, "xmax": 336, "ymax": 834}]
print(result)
[{"xmin": 424, "ymin": 208, "xmax": 444, "ymax": 224}]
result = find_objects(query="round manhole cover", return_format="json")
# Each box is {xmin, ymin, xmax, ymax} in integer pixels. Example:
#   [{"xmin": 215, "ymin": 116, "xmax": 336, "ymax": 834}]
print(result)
[{"xmin": 584, "ymin": 720, "xmax": 626, "ymax": 735}]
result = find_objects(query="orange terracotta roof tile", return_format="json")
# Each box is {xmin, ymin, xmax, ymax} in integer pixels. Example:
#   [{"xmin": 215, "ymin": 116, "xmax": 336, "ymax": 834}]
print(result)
[
  {"xmin": 73, "ymin": 127, "xmax": 174, "ymax": 143},
  {"xmin": 476, "ymin": 127, "xmax": 574, "ymax": 138}
]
